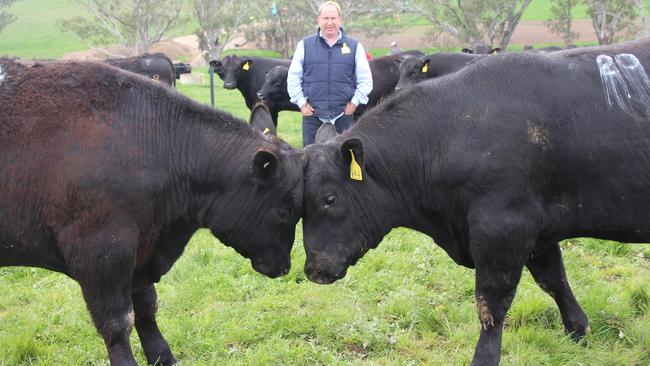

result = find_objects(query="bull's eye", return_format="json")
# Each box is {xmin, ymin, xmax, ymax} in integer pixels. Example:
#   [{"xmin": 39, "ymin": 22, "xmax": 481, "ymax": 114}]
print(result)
[{"xmin": 324, "ymin": 194, "xmax": 337, "ymax": 208}]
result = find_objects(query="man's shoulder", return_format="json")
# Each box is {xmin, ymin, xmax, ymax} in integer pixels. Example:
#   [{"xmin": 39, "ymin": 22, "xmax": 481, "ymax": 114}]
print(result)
[{"xmin": 303, "ymin": 33, "xmax": 318, "ymax": 42}]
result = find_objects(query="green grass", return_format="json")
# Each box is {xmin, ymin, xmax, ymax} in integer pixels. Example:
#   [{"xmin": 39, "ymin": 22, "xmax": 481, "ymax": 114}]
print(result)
[
  {"xmin": 1, "ymin": 67, "xmax": 649, "ymax": 365},
  {"xmin": 522, "ymin": 1, "xmax": 589, "ymax": 21},
  {"xmin": 0, "ymin": 0, "xmax": 90, "ymax": 59}
]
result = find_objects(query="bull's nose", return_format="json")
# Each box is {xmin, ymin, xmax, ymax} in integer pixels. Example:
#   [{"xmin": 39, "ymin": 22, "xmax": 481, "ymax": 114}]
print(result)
[
  {"xmin": 395, "ymin": 86, "xmax": 402, "ymax": 91},
  {"xmin": 304, "ymin": 264, "xmax": 346, "ymax": 285},
  {"xmin": 257, "ymin": 92, "xmax": 264, "ymax": 99},
  {"xmin": 224, "ymin": 82, "xmax": 235, "ymax": 89}
]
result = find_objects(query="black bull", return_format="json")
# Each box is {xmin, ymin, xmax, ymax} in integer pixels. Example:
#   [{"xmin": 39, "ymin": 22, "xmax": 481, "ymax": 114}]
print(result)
[
  {"xmin": 105, "ymin": 53, "xmax": 176, "ymax": 87},
  {"xmin": 0, "ymin": 59, "xmax": 304, "ymax": 366},
  {"xmin": 302, "ymin": 38, "xmax": 650, "ymax": 366}
]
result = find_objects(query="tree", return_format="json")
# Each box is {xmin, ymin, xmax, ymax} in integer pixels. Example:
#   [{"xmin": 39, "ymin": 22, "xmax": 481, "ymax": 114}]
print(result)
[
  {"xmin": 59, "ymin": 0, "xmax": 184, "ymax": 57},
  {"xmin": 245, "ymin": 0, "xmax": 407, "ymax": 59},
  {"xmin": 634, "ymin": 0, "xmax": 650, "ymax": 37},
  {"xmin": 584, "ymin": 0, "xmax": 637, "ymax": 45},
  {"xmin": 193, "ymin": 0, "xmax": 258, "ymax": 61},
  {"xmin": 544, "ymin": 0, "xmax": 579, "ymax": 46},
  {"xmin": 409, "ymin": 0, "xmax": 533, "ymax": 51},
  {"xmin": 0, "ymin": 0, "xmax": 16, "ymax": 34}
]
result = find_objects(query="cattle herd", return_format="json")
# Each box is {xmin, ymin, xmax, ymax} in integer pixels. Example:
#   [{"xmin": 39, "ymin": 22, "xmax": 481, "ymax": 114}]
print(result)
[{"xmin": 1, "ymin": 37, "xmax": 649, "ymax": 366}]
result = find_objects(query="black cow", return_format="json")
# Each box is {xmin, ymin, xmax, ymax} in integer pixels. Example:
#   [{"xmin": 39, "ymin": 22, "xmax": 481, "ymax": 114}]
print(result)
[
  {"xmin": 395, "ymin": 52, "xmax": 489, "ymax": 90},
  {"xmin": 301, "ymin": 38, "xmax": 650, "ymax": 366},
  {"xmin": 257, "ymin": 53, "xmax": 425, "ymax": 120},
  {"xmin": 106, "ymin": 52, "xmax": 176, "ymax": 87},
  {"xmin": 209, "ymin": 55, "xmax": 292, "ymax": 126},
  {"xmin": 525, "ymin": 45, "xmax": 565, "ymax": 54},
  {"xmin": 0, "ymin": 58, "xmax": 304, "ymax": 366},
  {"xmin": 172, "ymin": 62, "xmax": 192, "ymax": 79},
  {"xmin": 255, "ymin": 64, "xmax": 300, "ymax": 120},
  {"xmin": 462, "ymin": 45, "xmax": 501, "ymax": 54}
]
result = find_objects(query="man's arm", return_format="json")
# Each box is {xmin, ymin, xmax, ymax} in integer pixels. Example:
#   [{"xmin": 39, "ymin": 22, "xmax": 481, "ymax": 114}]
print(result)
[
  {"xmin": 351, "ymin": 42, "xmax": 373, "ymax": 107},
  {"xmin": 287, "ymin": 40, "xmax": 307, "ymax": 109}
]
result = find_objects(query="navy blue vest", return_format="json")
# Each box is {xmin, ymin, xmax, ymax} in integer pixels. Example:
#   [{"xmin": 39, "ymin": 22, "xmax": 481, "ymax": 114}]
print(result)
[{"xmin": 303, "ymin": 29, "xmax": 358, "ymax": 119}]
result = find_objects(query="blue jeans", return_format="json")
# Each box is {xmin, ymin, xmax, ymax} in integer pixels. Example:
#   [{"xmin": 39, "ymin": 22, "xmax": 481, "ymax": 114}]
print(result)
[{"xmin": 302, "ymin": 114, "xmax": 354, "ymax": 147}]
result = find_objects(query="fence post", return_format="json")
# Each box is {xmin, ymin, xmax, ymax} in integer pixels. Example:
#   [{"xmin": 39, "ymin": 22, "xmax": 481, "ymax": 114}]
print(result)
[{"xmin": 209, "ymin": 66, "xmax": 215, "ymax": 108}]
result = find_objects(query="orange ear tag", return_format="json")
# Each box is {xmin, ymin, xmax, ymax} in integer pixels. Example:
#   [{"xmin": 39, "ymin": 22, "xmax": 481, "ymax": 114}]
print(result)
[
  {"xmin": 242, "ymin": 62, "xmax": 250, "ymax": 71},
  {"xmin": 349, "ymin": 149, "xmax": 363, "ymax": 181}
]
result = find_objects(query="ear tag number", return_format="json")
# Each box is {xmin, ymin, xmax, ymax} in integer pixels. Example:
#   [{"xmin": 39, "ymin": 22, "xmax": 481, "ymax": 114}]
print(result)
[
  {"xmin": 242, "ymin": 62, "xmax": 250, "ymax": 71},
  {"xmin": 421, "ymin": 63, "xmax": 428, "ymax": 73},
  {"xmin": 263, "ymin": 128, "xmax": 270, "ymax": 135},
  {"xmin": 349, "ymin": 149, "xmax": 363, "ymax": 181}
]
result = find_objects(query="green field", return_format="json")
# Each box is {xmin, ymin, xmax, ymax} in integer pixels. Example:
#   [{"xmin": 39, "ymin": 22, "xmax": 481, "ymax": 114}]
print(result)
[{"xmin": 0, "ymin": 65, "xmax": 649, "ymax": 365}]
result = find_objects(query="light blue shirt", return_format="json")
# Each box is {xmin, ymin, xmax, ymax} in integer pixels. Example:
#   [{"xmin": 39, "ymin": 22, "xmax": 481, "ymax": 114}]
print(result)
[{"xmin": 287, "ymin": 29, "xmax": 373, "ymax": 123}]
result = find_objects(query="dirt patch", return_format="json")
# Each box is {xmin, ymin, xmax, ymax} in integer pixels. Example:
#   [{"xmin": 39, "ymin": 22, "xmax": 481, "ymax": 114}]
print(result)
[
  {"xmin": 60, "ymin": 20, "xmax": 599, "ymax": 64},
  {"xmin": 353, "ymin": 19, "xmax": 598, "ymax": 49}
]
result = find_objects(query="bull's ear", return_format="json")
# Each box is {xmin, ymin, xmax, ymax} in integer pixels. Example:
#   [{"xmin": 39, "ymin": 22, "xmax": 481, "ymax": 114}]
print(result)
[
  {"xmin": 241, "ymin": 58, "xmax": 253, "ymax": 71},
  {"xmin": 461, "ymin": 48, "xmax": 473, "ymax": 54},
  {"xmin": 340, "ymin": 138, "xmax": 364, "ymax": 181},
  {"xmin": 252, "ymin": 150, "xmax": 279, "ymax": 181},
  {"xmin": 250, "ymin": 104, "xmax": 277, "ymax": 136},
  {"xmin": 209, "ymin": 60, "xmax": 223, "ymax": 73}
]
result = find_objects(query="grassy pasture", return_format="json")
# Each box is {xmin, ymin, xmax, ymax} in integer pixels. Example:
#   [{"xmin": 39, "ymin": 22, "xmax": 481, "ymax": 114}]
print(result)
[{"xmin": 1, "ymin": 65, "xmax": 649, "ymax": 365}]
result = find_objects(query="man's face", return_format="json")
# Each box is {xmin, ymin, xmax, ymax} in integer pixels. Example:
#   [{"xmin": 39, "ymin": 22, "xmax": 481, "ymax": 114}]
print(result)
[{"xmin": 318, "ymin": 5, "xmax": 342, "ymax": 39}]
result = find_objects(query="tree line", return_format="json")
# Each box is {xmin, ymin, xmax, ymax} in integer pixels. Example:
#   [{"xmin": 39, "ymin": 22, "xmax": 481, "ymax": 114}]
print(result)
[{"xmin": 2, "ymin": 0, "xmax": 650, "ymax": 59}]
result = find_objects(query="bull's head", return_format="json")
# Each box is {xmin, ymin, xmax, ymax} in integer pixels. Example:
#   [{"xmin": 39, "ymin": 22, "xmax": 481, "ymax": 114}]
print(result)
[
  {"xmin": 302, "ymin": 138, "xmax": 397, "ymax": 284},
  {"xmin": 209, "ymin": 55, "xmax": 253, "ymax": 90},
  {"xmin": 257, "ymin": 65, "xmax": 289, "ymax": 102},
  {"xmin": 395, "ymin": 57, "xmax": 430, "ymax": 91},
  {"xmin": 204, "ymin": 112, "xmax": 304, "ymax": 278}
]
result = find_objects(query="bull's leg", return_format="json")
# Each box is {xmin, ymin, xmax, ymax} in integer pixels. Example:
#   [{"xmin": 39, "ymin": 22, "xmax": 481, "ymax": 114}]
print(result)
[
  {"xmin": 468, "ymin": 207, "xmax": 535, "ymax": 366},
  {"xmin": 471, "ymin": 263, "xmax": 524, "ymax": 366},
  {"xmin": 526, "ymin": 243, "xmax": 589, "ymax": 340},
  {"xmin": 132, "ymin": 284, "xmax": 177, "ymax": 365},
  {"xmin": 61, "ymin": 220, "xmax": 139, "ymax": 366}
]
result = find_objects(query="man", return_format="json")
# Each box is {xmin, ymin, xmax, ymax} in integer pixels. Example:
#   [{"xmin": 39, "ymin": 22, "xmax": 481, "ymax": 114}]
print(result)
[
  {"xmin": 389, "ymin": 41, "xmax": 402, "ymax": 55},
  {"xmin": 287, "ymin": 1, "xmax": 373, "ymax": 146}
]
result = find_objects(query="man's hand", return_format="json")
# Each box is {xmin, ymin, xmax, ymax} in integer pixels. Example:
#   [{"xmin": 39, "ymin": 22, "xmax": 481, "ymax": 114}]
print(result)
[
  {"xmin": 301, "ymin": 102, "xmax": 314, "ymax": 116},
  {"xmin": 344, "ymin": 101, "xmax": 357, "ymax": 115}
]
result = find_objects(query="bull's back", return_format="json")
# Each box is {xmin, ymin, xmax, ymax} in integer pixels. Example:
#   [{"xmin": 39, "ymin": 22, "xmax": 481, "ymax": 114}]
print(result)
[
  {"xmin": 0, "ymin": 60, "xmax": 160, "ymax": 269},
  {"xmin": 447, "ymin": 43, "xmax": 650, "ymax": 237}
]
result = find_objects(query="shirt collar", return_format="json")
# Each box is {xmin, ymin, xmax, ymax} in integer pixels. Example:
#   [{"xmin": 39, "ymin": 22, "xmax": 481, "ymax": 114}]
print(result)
[{"xmin": 318, "ymin": 28, "xmax": 343, "ymax": 43}]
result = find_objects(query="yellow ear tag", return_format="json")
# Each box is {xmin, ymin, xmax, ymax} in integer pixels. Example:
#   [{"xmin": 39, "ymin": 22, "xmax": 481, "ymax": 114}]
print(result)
[
  {"xmin": 341, "ymin": 43, "xmax": 351, "ymax": 54},
  {"xmin": 263, "ymin": 127, "xmax": 270, "ymax": 135},
  {"xmin": 349, "ymin": 149, "xmax": 363, "ymax": 181},
  {"xmin": 242, "ymin": 62, "xmax": 250, "ymax": 71},
  {"xmin": 421, "ymin": 62, "xmax": 428, "ymax": 73}
]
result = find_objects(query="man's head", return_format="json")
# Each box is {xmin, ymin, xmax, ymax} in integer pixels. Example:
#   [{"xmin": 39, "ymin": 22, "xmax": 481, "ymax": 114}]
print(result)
[{"xmin": 318, "ymin": 1, "xmax": 342, "ymax": 40}]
